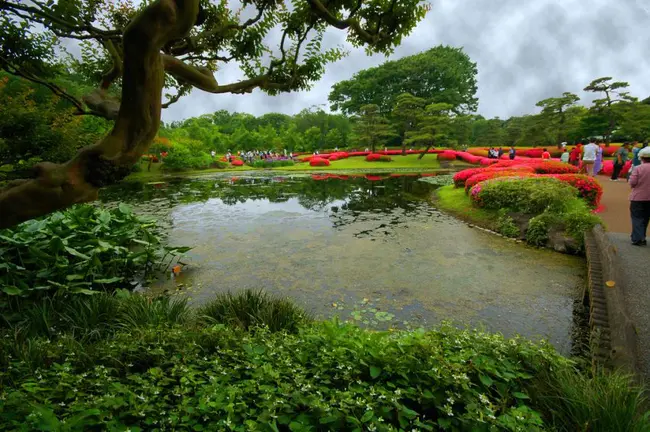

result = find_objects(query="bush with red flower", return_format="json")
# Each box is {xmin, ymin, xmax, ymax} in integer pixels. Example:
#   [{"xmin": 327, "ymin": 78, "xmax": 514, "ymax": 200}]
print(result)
[
  {"xmin": 453, "ymin": 168, "xmax": 487, "ymax": 187},
  {"xmin": 231, "ymin": 159, "xmax": 244, "ymax": 166},
  {"xmin": 366, "ymin": 154, "xmax": 392, "ymax": 162},
  {"xmin": 547, "ymin": 174, "xmax": 603, "ymax": 207},
  {"xmin": 437, "ymin": 151, "xmax": 457, "ymax": 161},
  {"xmin": 464, "ymin": 170, "xmax": 535, "ymax": 192},
  {"xmin": 529, "ymin": 161, "xmax": 579, "ymax": 174},
  {"xmin": 310, "ymin": 157, "xmax": 330, "ymax": 167}
]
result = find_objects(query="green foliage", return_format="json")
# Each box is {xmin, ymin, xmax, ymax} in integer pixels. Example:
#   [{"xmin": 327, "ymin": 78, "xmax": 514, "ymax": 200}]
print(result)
[
  {"xmin": 497, "ymin": 211, "xmax": 521, "ymax": 238},
  {"xmin": 0, "ymin": 204, "xmax": 189, "ymax": 304},
  {"xmin": 473, "ymin": 177, "xmax": 577, "ymax": 214},
  {"xmin": 329, "ymin": 46, "xmax": 479, "ymax": 115},
  {"xmin": 250, "ymin": 159, "xmax": 295, "ymax": 168},
  {"xmin": 160, "ymin": 143, "xmax": 214, "ymax": 171},
  {"xmin": 354, "ymin": 104, "xmax": 396, "ymax": 152},
  {"xmin": 406, "ymin": 102, "xmax": 456, "ymax": 148},
  {"xmin": 532, "ymin": 367, "xmax": 650, "ymax": 432},
  {"xmin": 2, "ymin": 307, "xmax": 646, "ymax": 431},
  {"xmin": 196, "ymin": 289, "xmax": 311, "ymax": 332},
  {"xmin": 526, "ymin": 215, "xmax": 551, "ymax": 247},
  {"xmin": 0, "ymin": 74, "xmax": 110, "ymax": 164}
]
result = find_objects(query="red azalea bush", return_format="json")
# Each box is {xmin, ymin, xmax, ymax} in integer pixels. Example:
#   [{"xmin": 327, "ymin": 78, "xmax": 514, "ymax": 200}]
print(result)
[
  {"xmin": 366, "ymin": 153, "xmax": 383, "ymax": 162},
  {"xmin": 468, "ymin": 148, "xmax": 489, "ymax": 157},
  {"xmin": 529, "ymin": 161, "xmax": 579, "ymax": 174},
  {"xmin": 524, "ymin": 149, "xmax": 544, "ymax": 158},
  {"xmin": 464, "ymin": 170, "xmax": 535, "ymax": 192},
  {"xmin": 329, "ymin": 156, "xmax": 339, "ymax": 161},
  {"xmin": 548, "ymin": 174, "xmax": 603, "ymax": 207},
  {"xmin": 310, "ymin": 157, "xmax": 330, "ymax": 167},
  {"xmin": 366, "ymin": 154, "xmax": 391, "ymax": 162},
  {"xmin": 600, "ymin": 159, "xmax": 632, "ymax": 176},
  {"xmin": 437, "ymin": 151, "xmax": 457, "ymax": 161},
  {"xmin": 602, "ymin": 146, "xmax": 619, "ymax": 157},
  {"xmin": 365, "ymin": 175, "xmax": 384, "ymax": 181},
  {"xmin": 231, "ymin": 159, "xmax": 244, "ymax": 166},
  {"xmin": 453, "ymin": 168, "xmax": 487, "ymax": 187}
]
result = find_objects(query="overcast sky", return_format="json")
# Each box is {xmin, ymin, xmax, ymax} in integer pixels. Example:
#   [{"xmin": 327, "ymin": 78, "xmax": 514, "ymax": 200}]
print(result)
[{"xmin": 162, "ymin": 0, "xmax": 650, "ymax": 122}]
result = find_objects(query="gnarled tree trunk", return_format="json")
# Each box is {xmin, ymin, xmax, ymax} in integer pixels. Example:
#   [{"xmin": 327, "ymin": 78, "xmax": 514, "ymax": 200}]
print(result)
[{"xmin": 0, "ymin": 0, "xmax": 199, "ymax": 229}]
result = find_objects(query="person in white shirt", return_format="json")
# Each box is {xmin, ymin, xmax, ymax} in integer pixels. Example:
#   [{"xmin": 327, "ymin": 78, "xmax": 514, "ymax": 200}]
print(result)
[
  {"xmin": 582, "ymin": 139, "xmax": 599, "ymax": 176},
  {"xmin": 560, "ymin": 149, "xmax": 570, "ymax": 163}
]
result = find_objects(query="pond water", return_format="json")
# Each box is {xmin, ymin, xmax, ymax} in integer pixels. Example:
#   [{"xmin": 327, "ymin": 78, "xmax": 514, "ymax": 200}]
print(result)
[{"xmin": 100, "ymin": 172, "xmax": 585, "ymax": 352}]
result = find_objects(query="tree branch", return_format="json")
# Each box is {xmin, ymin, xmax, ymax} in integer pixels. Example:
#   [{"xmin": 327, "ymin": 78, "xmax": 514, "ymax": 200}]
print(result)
[
  {"xmin": 0, "ymin": 54, "xmax": 89, "ymax": 115},
  {"xmin": 0, "ymin": 0, "xmax": 201, "ymax": 229},
  {"xmin": 306, "ymin": 0, "xmax": 379, "ymax": 44}
]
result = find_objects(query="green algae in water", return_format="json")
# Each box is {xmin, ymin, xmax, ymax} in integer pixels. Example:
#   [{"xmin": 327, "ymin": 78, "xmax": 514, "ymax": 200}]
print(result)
[{"xmin": 100, "ymin": 174, "xmax": 585, "ymax": 353}]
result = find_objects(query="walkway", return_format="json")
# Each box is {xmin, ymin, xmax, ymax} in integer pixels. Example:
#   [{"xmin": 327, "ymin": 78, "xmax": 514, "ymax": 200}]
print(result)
[{"xmin": 596, "ymin": 177, "xmax": 650, "ymax": 379}]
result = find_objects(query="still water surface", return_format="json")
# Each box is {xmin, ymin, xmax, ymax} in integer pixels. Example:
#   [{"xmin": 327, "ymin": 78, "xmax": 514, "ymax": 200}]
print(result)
[{"xmin": 100, "ymin": 173, "xmax": 585, "ymax": 352}]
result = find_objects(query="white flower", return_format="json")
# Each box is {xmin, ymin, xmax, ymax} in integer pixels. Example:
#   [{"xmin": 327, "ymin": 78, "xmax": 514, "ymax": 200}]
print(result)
[{"xmin": 479, "ymin": 394, "xmax": 489, "ymax": 404}]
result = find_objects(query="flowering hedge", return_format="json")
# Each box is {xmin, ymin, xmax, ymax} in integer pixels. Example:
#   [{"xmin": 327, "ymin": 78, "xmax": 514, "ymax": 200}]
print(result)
[
  {"xmin": 231, "ymin": 159, "xmax": 244, "ymax": 166},
  {"xmin": 453, "ymin": 168, "xmax": 487, "ymax": 187},
  {"xmin": 366, "ymin": 154, "xmax": 392, "ymax": 162},
  {"xmin": 437, "ymin": 151, "xmax": 457, "ymax": 161},
  {"xmin": 547, "ymin": 174, "xmax": 603, "ymax": 207},
  {"xmin": 469, "ymin": 177, "xmax": 578, "ymax": 213},
  {"xmin": 310, "ymin": 157, "xmax": 330, "ymax": 167},
  {"xmin": 529, "ymin": 162, "xmax": 579, "ymax": 174},
  {"xmin": 465, "ymin": 171, "xmax": 535, "ymax": 192}
]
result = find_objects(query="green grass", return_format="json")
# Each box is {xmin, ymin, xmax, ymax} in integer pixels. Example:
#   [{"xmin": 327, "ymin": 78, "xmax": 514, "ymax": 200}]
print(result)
[
  {"xmin": 434, "ymin": 185, "xmax": 499, "ymax": 230},
  {"xmin": 278, "ymin": 154, "xmax": 456, "ymax": 171}
]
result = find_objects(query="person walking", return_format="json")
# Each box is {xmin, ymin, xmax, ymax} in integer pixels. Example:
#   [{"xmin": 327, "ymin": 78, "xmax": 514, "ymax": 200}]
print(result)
[
  {"xmin": 582, "ymin": 139, "xmax": 599, "ymax": 176},
  {"xmin": 508, "ymin": 146, "xmax": 516, "ymax": 160},
  {"xmin": 630, "ymin": 141, "xmax": 648, "ymax": 177},
  {"xmin": 593, "ymin": 142, "xmax": 604, "ymax": 175},
  {"xmin": 611, "ymin": 142, "xmax": 631, "ymax": 181},
  {"xmin": 629, "ymin": 147, "xmax": 650, "ymax": 245},
  {"xmin": 560, "ymin": 148, "xmax": 570, "ymax": 163}
]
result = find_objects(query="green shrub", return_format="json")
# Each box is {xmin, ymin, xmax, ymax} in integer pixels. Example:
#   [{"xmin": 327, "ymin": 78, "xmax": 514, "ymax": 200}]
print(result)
[
  {"xmin": 472, "ymin": 177, "xmax": 578, "ymax": 214},
  {"xmin": 0, "ymin": 204, "xmax": 190, "ymax": 306},
  {"xmin": 497, "ymin": 211, "xmax": 520, "ymax": 238},
  {"xmin": 161, "ymin": 143, "xmax": 213, "ymax": 171},
  {"xmin": 562, "ymin": 198, "xmax": 601, "ymax": 248},
  {"xmin": 526, "ymin": 214, "xmax": 551, "ymax": 247},
  {"xmin": 378, "ymin": 155, "xmax": 392, "ymax": 162},
  {"xmin": 210, "ymin": 160, "xmax": 228, "ymax": 169},
  {"xmin": 196, "ymin": 289, "xmax": 310, "ymax": 332},
  {"xmin": 250, "ymin": 159, "xmax": 295, "ymax": 168}
]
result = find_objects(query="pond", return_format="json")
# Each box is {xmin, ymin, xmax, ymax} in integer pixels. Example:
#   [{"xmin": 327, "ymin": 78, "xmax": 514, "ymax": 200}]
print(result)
[{"xmin": 100, "ymin": 172, "xmax": 585, "ymax": 353}]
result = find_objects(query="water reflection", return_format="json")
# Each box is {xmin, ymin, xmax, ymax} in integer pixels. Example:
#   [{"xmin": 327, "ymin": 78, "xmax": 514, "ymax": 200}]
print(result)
[{"xmin": 100, "ymin": 173, "xmax": 585, "ymax": 352}]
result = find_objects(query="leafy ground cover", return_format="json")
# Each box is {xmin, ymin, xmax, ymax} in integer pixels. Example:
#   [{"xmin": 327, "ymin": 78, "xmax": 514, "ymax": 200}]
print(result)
[{"xmin": 1, "ymin": 289, "xmax": 648, "ymax": 432}]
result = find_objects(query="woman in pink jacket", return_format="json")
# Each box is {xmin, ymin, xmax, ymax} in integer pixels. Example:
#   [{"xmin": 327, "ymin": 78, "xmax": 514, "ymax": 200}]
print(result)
[{"xmin": 629, "ymin": 147, "xmax": 650, "ymax": 245}]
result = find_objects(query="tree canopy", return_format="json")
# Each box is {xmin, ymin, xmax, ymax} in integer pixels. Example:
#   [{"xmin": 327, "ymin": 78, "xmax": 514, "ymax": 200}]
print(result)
[
  {"xmin": 328, "ymin": 45, "xmax": 478, "ymax": 116},
  {"xmin": 0, "ymin": 0, "xmax": 430, "ymax": 228}
]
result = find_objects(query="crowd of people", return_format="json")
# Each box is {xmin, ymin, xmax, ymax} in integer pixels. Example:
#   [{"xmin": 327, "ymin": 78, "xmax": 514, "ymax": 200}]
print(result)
[{"xmin": 214, "ymin": 149, "xmax": 296, "ymax": 164}]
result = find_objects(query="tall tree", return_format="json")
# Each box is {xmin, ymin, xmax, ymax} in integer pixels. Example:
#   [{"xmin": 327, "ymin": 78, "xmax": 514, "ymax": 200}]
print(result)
[
  {"xmin": 391, "ymin": 93, "xmax": 426, "ymax": 155},
  {"xmin": 535, "ymin": 92, "xmax": 580, "ymax": 147},
  {"xmin": 0, "ymin": 0, "xmax": 429, "ymax": 228},
  {"xmin": 354, "ymin": 104, "xmax": 395, "ymax": 153},
  {"xmin": 329, "ymin": 46, "xmax": 478, "ymax": 116},
  {"xmin": 405, "ymin": 102, "xmax": 454, "ymax": 159},
  {"xmin": 584, "ymin": 77, "xmax": 636, "ymax": 143}
]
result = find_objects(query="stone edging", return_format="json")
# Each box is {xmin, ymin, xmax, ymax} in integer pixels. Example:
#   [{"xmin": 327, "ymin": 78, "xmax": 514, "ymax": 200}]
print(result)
[{"xmin": 585, "ymin": 225, "xmax": 638, "ymax": 373}]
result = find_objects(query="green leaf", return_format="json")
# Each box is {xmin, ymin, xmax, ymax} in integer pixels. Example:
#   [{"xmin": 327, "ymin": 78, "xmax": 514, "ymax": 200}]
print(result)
[
  {"xmin": 2, "ymin": 286, "xmax": 22, "ymax": 295},
  {"xmin": 360, "ymin": 410, "xmax": 374, "ymax": 423},
  {"xmin": 70, "ymin": 288, "xmax": 98, "ymax": 295},
  {"xmin": 319, "ymin": 415, "xmax": 338, "ymax": 424},
  {"xmin": 64, "ymin": 246, "xmax": 90, "ymax": 260},
  {"xmin": 479, "ymin": 374, "xmax": 494, "ymax": 387},
  {"xmin": 118, "ymin": 202, "xmax": 132, "ymax": 214},
  {"xmin": 370, "ymin": 366, "xmax": 382, "ymax": 379},
  {"xmin": 512, "ymin": 392, "xmax": 530, "ymax": 399},
  {"xmin": 94, "ymin": 277, "xmax": 123, "ymax": 284},
  {"xmin": 66, "ymin": 274, "xmax": 85, "ymax": 281}
]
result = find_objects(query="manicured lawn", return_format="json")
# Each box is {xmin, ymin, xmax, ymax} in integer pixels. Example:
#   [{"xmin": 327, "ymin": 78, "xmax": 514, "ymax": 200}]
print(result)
[
  {"xmin": 434, "ymin": 185, "xmax": 498, "ymax": 230},
  {"xmin": 278, "ymin": 154, "xmax": 465, "ymax": 171}
]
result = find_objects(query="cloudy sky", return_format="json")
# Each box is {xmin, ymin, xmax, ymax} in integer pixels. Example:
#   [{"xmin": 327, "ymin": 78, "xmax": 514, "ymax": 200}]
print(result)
[{"xmin": 162, "ymin": 0, "xmax": 650, "ymax": 122}]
